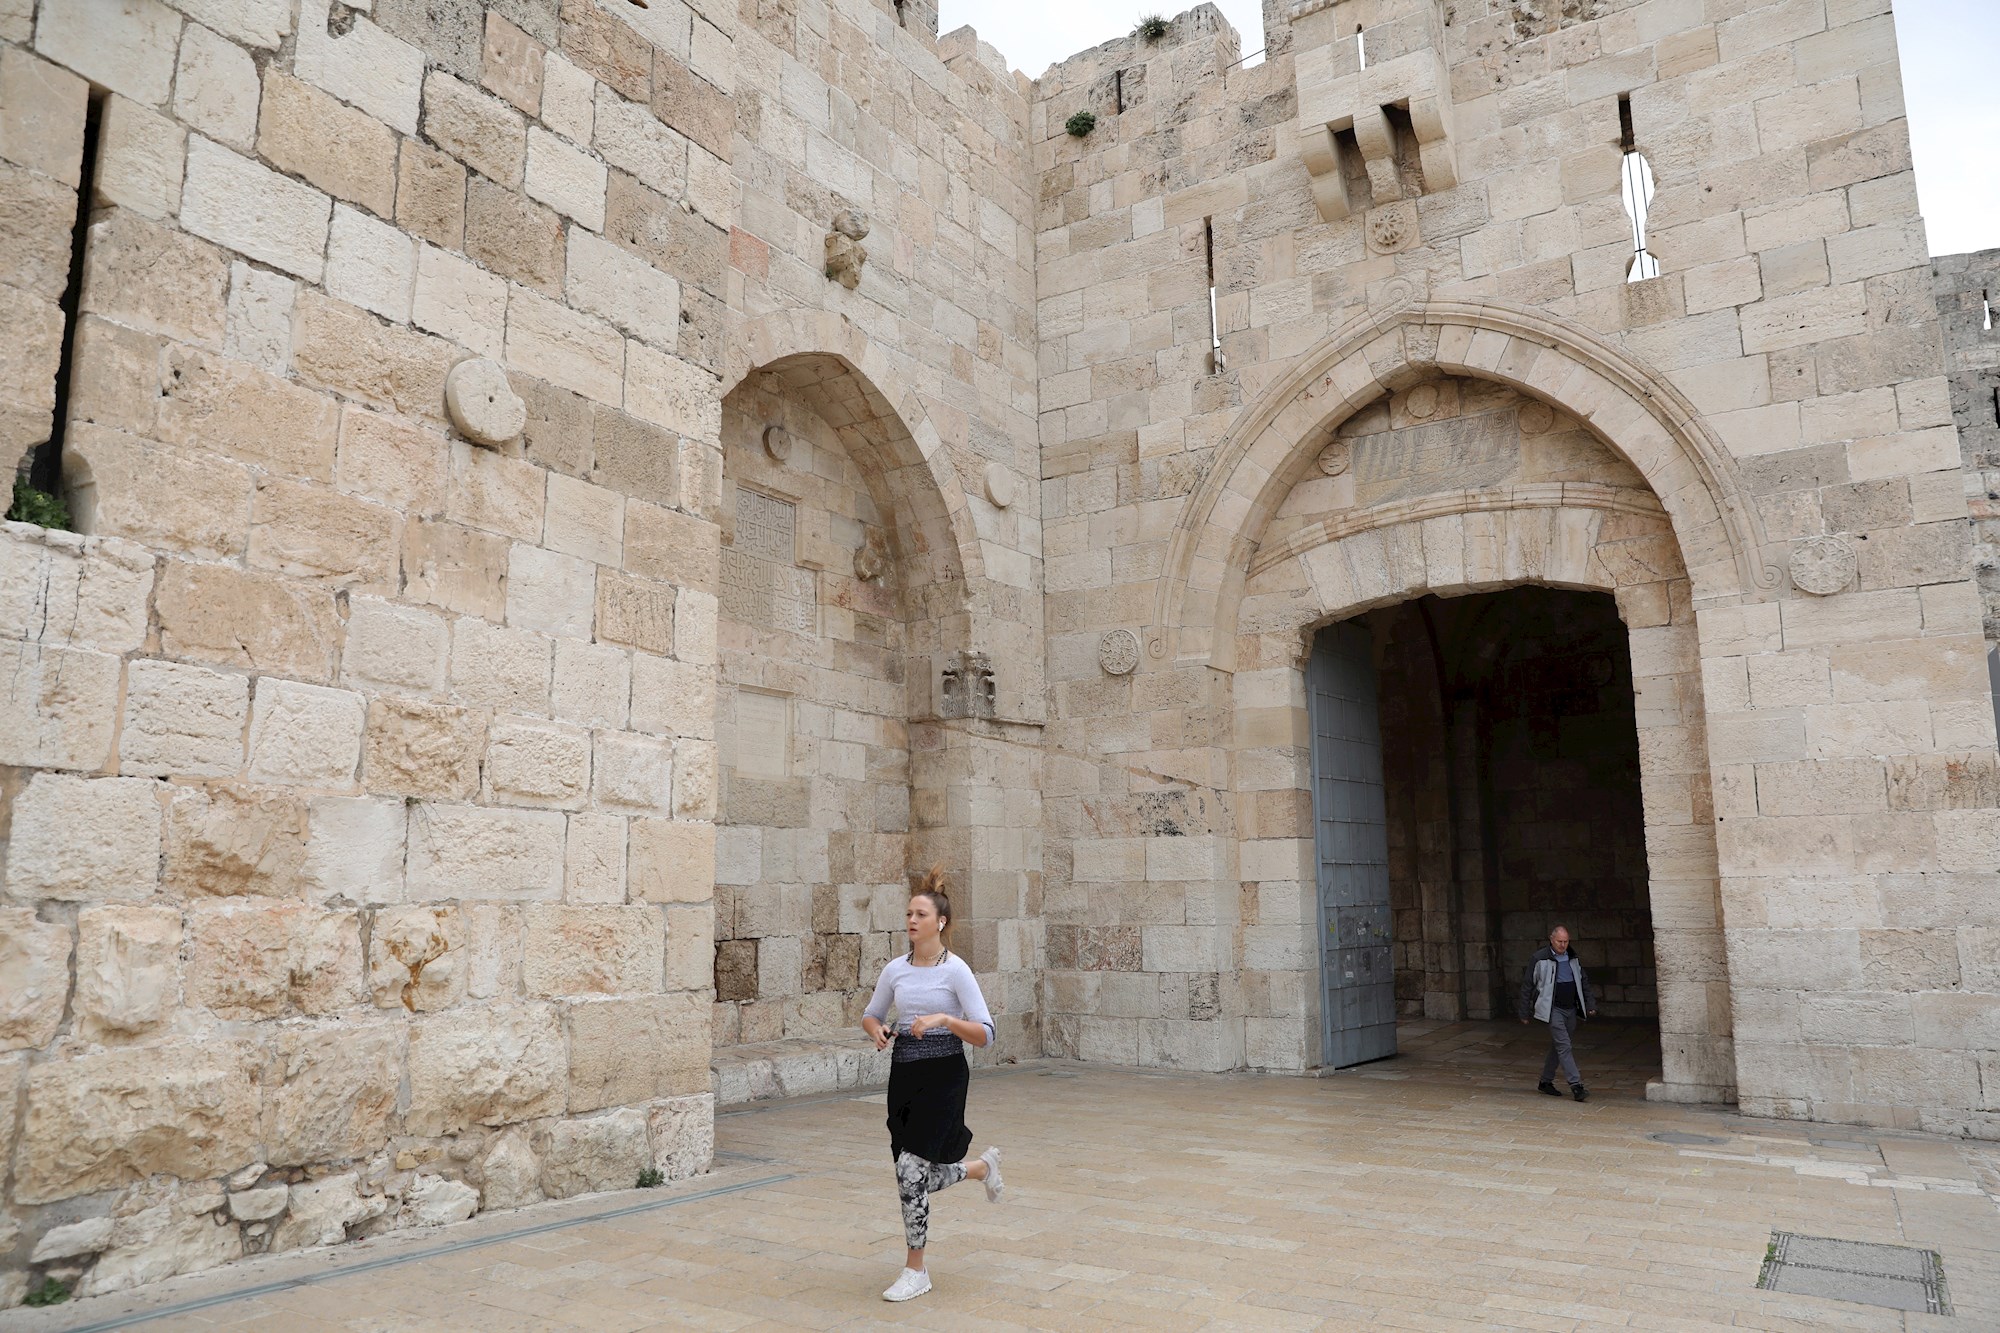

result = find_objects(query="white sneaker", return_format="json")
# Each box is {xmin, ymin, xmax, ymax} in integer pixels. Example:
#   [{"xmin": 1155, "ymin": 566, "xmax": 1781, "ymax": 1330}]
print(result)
[
  {"xmin": 882, "ymin": 1267, "xmax": 931, "ymax": 1302},
  {"xmin": 979, "ymin": 1146, "xmax": 1004, "ymax": 1202}
]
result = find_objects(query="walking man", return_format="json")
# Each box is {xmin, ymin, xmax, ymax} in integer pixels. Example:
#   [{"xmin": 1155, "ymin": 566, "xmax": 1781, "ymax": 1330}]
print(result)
[{"xmin": 1518, "ymin": 924, "xmax": 1597, "ymax": 1101}]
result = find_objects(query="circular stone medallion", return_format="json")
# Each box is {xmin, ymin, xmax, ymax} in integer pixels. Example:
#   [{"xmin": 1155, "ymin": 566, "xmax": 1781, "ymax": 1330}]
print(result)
[
  {"xmin": 1518, "ymin": 401, "xmax": 1557, "ymax": 435},
  {"xmin": 984, "ymin": 462, "xmax": 1016, "ymax": 509},
  {"xmin": 1789, "ymin": 536, "xmax": 1857, "ymax": 596},
  {"xmin": 1316, "ymin": 440, "xmax": 1352, "ymax": 477},
  {"xmin": 1099, "ymin": 629, "xmax": 1140, "ymax": 676},
  {"xmin": 762, "ymin": 425, "xmax": 793, "ymax": 463},
  {"xmin": 1404, "ymin": 384, "xmax": 1440, "ymax": 420},
  {"xmin": 444, "ymin": 359, "xmax": 527, "ymax": 447}
]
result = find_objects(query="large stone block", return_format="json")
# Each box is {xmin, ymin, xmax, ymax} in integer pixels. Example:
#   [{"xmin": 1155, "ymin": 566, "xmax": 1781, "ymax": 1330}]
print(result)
[
  {"xmin": 164, "ymin": 784, "xmax": 309, "ymax": 897},
  {"xmin": 446, "ymin": 439, "xmax": 545, "ymax": 542},
  {"xmin": 180, "ymin": 137, "xmax": 331, "ymax": 282},
  {"xmin": 0, "ymin": 47, "xmax": 88, "ymax": 188},
  {"xmin": 0, "ymin": 908, "xmax": 69, "ymax": 1051},
  {"xmin": 565, "ymin": 991, "xmax": 710, "ymax": 1112},
  {"xmin": 14, "ymin": 1040, "xmax": 260, "ymax": 1203},
  {"xmin": 257, "ymin": 71, "xmax": 397, "ymax": 218},
  {"xmin": 407, "ymin": 803, "xmax": 566, "ymax": 900},
  {"xmin": 485, "ymin": 715, "xmax": 591, "ymax": 809},
  {"xmin": 405, "ymin": 1002, "xmax": 566, "ymax": 1135},
  {"xmin": 246, "ymin": 679, "xmax": 366, "ymax": 788},
  {"xmin": 83, "ymin": 1202, "xmax": 242, "ymax": 1297},
  {"xmin": 303, "ymin": 796, "xmax": 408, "ymax": 904},
  {"xmin": 293, "ymin": 0, "xmax": 423, "ymax": 134},
  {"xmin": 505, "ymin": 543, "xmax": 596, "ymax": 638},
  {"xmin": 343, "ymin": 597, "xmax": 450, "ymax": 695},
  {"xmin": 522, "ymin": 904, "xmax": 665, "ymax": 997},
  {"xmin": 186, "ymin": 902, "xmax": 364, "ymax": 1019},
  {"xmin": 119, "ymin": 658, "xmax": 249, "ymax": 778},
  {"xmin": 261, "ymin": 1021, "xmax": 402, "ymax": 1164},
  {"xmin": 157, "ymin": 563, "xmax": 342, "ymax": 682},
  {"xmin": 292, "ymin": 290, "xmax": 456, "ymax": 425},
  {"xmin": 421, "ymin": 68, "xmax": 527, "ymax": 189},
  {"xmin": 73, "ymin": 904, "xmax": 181, "ymax": 1043},
  {"xmin": 403, "ymin": 518, "xmax": 509, "ymax": 621},
  {"xmin": 592, "ymin": 730, "xmax": 673, "ymax": 813},
  {"xmin": 6, "ymin": 773, "xmax": 162, "ymax": 901},
  {"xmin": 80, "ymin": 208, "xmax": 228, "ymax": 346},
  {"xmin": 564, "ymin": 811, "xmax": 626, "ymax": 904},
  {"xmin": 363, "ymin": 698, "xmax": 483, "ymax": 799},
  {"xmin": 628, "ymin": 817, "xmax": 713, "ymax": 904},
  {"xmin": 595, "ymin": 569, "xmax": 674, "ymax": 653},
  {"xmin": 369, "ymin": 904, "xmax": 464, "ymax": 1011},
  {"xmin": 465, "ymin": 175, "xmax": 566, "ymax": 298},
  {"xmin": 173, "ymin": 21, "xmax": 259, "ymax": 149},
  {"xmin": 155, "ymin": 345, "xmax": 340, "ymax": 480},
  {"xmin": 629, "ymin": 652, "xmax": 714, "ymax": 740},
  {"xmin": 269, "ymin": 1172, "xmax": 387, "ymax": 1252},
  {"xmin": 0, "ymin": 157, "xmax": 82, "ymax": 301},
  {"xmin": 396, "ymin": 139, "xmax": 468, "ymax": 249},
  {"xmin": 646, "ymin": 1091, "xmax": 714, "ymax": 1181},
  {"xmin": 552, "ymin": 638, "xmax": 631, "ymax": 729},
  {"xmin": 324, "ymin": 204, "xmax": 417, "ymax": 323},
  {"xmin": 536, "ymin": 1105, "xmax": 649, "ymax": 1198},
  {"xmin": 33, "ymin": 0, "xmax": 179, "ymax": 106},
  {"xmin": 449, "ymin": 617, "xmax": 552, "ymax": 711},
  {"xmin": 0, "ymin": 638, "xmax": 120, "ymax": 771},
  {"xmin": 65, "ymin": 424, "xmax": 253, "ymax": 561}
]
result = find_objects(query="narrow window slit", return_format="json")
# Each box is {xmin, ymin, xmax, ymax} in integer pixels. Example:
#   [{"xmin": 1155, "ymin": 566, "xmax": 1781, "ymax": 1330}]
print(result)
[
  {"xmin": 1617, "ymin": 95, "xmax": 1660, "ymax": 283},
  {"xmin": 1356, "ymin": 25, "xmax": 1367, "ymax": 70},
  {"xmin": 1114, "ymin": 69, "xmax": 1124, "ymax": 114},
  {"xmin": 1984, "ymin": 289, "xmax": 1992, "ymax": 331},
  {"xmin": 27, "ymin": 93, "xmax": 105, "ymax": 506},
  {"xmin": 1205, "ymin": 217, "xmax": 1224, "ymax": 375},
  {"xmin": 1991, "ymin": 386, "xmax": 1998, "ymax": 427}
]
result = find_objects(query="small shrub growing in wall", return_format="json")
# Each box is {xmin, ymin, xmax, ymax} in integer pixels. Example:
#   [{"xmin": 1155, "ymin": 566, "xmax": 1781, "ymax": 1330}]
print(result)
[
  {"xmin": 5, "ymin": 478, "xmax": 70, "ymax": 530},
  {"xmin": 636, "ymin": 1166, "xmax": 665, "ymax": 1188},
  {"xmin": 1135, "ymin": 14, "xmax": 1169, "ymax": 39},
  {"xmin": 23, "ymin": 1277, "xmax": 69, "ymax": 1307},
  {"xmin": 1065, "ymin": 110, "xmax": 1097, "ymax": 138}
]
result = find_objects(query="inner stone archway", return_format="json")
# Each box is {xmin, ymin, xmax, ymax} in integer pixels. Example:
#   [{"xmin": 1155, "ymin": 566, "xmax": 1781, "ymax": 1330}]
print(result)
[{"xmin": 1349, "ymin": 588, "xmax": 1658, "ymax": 1057}]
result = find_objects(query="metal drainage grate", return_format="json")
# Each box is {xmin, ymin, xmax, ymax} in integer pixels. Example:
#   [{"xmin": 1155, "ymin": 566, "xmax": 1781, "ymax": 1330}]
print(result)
[
  {"xmin": 1648, "ymin": 1131, "xmax": 1728, "ymax": 1146},
  {"xmin": 1757, "ymin": 1232, "xmax": 1950, "ymax": 1315}
]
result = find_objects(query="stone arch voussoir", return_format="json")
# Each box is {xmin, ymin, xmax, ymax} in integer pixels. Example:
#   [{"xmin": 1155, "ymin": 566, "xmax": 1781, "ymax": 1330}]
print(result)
[{"xmin": 1157, "ymin": 298, "xmax": 1780, "ymax": 672}]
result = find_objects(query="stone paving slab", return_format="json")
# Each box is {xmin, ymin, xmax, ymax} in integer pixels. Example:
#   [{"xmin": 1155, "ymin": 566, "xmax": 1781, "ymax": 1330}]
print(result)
[{"xmin": 9, "ymin": 1022, "xmax": 1999, "ymax": 1331}]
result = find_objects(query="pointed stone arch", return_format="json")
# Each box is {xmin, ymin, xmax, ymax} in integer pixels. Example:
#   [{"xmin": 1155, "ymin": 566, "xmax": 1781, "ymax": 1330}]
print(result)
[
  {"xmin": 1154, "ymin": 297, "xmax": 1781, "ymax": 671},
  {"xmin": 727, "ymin": 307, "xmax": 984, "ymax": 595}
]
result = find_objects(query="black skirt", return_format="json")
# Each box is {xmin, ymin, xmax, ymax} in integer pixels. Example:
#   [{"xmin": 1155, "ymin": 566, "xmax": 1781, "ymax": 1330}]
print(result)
[{"xmin": 885, "ymin": 1051, "xmax": 972, "ymax": 1165}]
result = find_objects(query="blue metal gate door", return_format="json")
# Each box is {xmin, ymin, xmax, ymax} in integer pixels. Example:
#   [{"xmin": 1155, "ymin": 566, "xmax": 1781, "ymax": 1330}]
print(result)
[{"xmin": 1307, "ymin": 621, "xmax": 1396, "ymax": 1069}]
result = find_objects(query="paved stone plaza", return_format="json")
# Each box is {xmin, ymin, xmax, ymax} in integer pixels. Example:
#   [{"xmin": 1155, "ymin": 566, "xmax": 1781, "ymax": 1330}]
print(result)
[{"xmin": 15, "ymin": 1024, "xmax": 1999, "ymax": 1331}]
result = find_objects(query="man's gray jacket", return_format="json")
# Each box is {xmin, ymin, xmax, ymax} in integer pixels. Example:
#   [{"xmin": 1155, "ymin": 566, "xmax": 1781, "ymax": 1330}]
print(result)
[{"xmin": 1517, "ymin": 946, "xmax": 1595, "ymax": 1023}]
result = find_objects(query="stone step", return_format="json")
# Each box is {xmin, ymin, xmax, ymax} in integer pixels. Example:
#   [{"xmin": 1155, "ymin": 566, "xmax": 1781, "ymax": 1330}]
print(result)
[{"xmin": 711, "ymin": 1039, "xmax": 893, "ymax": 1109}]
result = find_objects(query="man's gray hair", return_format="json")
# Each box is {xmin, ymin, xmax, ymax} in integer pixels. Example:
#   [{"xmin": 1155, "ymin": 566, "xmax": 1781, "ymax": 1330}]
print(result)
[{"xmin": 1548, "ymin": 923, "xmax": 1571, "ymax": 939}]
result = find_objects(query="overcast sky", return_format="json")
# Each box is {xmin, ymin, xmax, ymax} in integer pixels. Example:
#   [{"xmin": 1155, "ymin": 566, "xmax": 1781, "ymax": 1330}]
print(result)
[{"xmin": 939, "ymin": 0, "xmax": 1999, "ymax": 257}]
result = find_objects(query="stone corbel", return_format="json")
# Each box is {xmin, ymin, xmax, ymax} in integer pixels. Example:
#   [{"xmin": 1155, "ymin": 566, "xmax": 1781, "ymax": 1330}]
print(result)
[{"xmin": 1291, "ymin": 7, "xmax": 1459, "ymax": 225}]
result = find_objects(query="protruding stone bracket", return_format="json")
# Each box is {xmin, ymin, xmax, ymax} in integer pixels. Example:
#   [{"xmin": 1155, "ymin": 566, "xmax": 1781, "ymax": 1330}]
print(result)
[{"xmin": 1289, "ymin": 0, "xmax": 1459, "ymax": 224}]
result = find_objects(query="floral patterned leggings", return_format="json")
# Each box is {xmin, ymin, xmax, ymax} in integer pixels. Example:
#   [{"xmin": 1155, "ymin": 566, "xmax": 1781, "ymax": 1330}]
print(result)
[{"xmin": 894, "ymin": 1150, "xmax": 966, "ymax": 1250}]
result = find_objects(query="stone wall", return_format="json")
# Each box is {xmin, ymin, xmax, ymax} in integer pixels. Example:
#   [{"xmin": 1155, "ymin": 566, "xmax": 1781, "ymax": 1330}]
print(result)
[
  {"xmin": 0, "ymin": 0, "xmax": 1045, "ymax": 1303},
  {"xmin": 1933, "ymin": 250, "xmax": 2000, "ymax": 645},
  {"xmin": 1036, "ymin": 0, "xmax": 1997, "ymax": 1134}
]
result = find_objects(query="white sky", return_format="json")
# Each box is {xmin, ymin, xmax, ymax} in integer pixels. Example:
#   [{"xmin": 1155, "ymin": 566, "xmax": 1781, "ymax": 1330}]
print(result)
[{"xmin": 939, "ymin": 0, "xmax": 2000, "ymax": 257}]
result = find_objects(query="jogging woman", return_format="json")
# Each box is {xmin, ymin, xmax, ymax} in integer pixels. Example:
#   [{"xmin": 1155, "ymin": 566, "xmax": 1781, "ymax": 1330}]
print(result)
[{"xmin": 860, "ymin": 870, "xmax": 1004, "ymax": 1302}]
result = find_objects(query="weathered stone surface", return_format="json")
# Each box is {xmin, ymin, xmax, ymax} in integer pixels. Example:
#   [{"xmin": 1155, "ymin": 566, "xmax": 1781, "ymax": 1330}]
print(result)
[
  {"xmin": 31, "ymin": 1215, "xmax": 115, "ymax": 1262},
  {"xmin": 396, "ymin": 139, "xmax": 467, "ymax": 249},
  {"xmin": 6, "ymin": 774, "xmax": 162, "ymax": 901},
  {"xmin": 261, "ymin": 1022, "xmax": 401, "ymax": 1165},
  {"xmin": 73, "ymin": 904, "xmax": 181, "ymax": 1043},
  {"xmin": 83, "ymin": 1205, "xmax": 241, "ymax": 1297},
  {"xmin": 247, "ymin": 680, "xmax": 366, "ymax": 788},
  {"xmin": 292, "ymin": 290, "xmax": 455, "ymax": 426},
  {"xmin": 343, "ymin": 596, "xmax": 450, "ymax": 695},
  {"xmin": 364, "ymin": 699, "xmax": 484, "ymax": 800},
  {"xmin": 186, "ymin": 903, "xmax": 364, "ymax": 1019},
  {"xmin": 302, "ymin": 796, "xmax": 408, "ymax": 905},
  {"xmin": 227, "ymin": 1184, "xmax": 288, "ymax": 1222},
  {"xmin": 401, "ymin": 1172, "xmax": 480, "ymax": 1225},
  {"xmin": 164, "ymin": 785, "xmax": 309, "ymax": 897},
  {"xmin": 595, "ymin": 570, "xmax": 674, "ymax": 653},
  {"xmin": 407, "ymin": 804, "xmax": 566, "ymax": 900},
  {"xmin": 536, "ymin": 1105, "xmax": 650, "ymax": 1199},
  {"xmin": 179, "ymin": 137, "xmax": 330, "ymax": 283},
  {"xmin": 257, "ymin": 71, "xmax": 397, "ymax": 218},
  {"xmin": 591, "ymin": 730, "xmax": 673, "ymax": 813},
  {"xmin": 477, "ymin": 1126, "xmax": 543, "ymax": 1210},
  {"xmin": 369, "ymin": 904, "xmax": 464, "ymax": 1012},
  {"xmin": 14, "ymin": 1041, "xmax": 259, "ymax": 1203},
  {"xmin": 405, "ymin": 1003, "xmax": 565, "ymax": 1136},
  {"xmin": 155, "ymin": 344, "xmax": 342, "ymax": 480},
  {"xmin": 120, "ymin": 659, "xmax": 248, "ymax": 779},
  {"xmin": 65, "ymin": 423, "xmax": 253, "ymax": 562},
  {"xmin": 647, "ymin": 1091, "xmax": 715, "ymax": 1181},
  {"xmin": 156, "ymin": 562, "xmax": 342, "ymax": 682},
  {"xmin": 271, "ymin": 1173, "xmax": 387, "ymax": 1253},
  {"xmin": 566, "ymin": 991, "xmax": 709, "ymax": 1113},
  {"xmin": 522, "ymin": 905, "xmax": 664, "ymax": 998},
  {"xmin": 402, "ymin": 518, "xmax": 510, "ymax": 621},
  {"xmin": 0, "ymin": 908, "xmax": 69, "ymax": 1051},
  {"xmin": 465, "ymin": 175, "xmax": 564, "ymax": 297},
  {"xmin": 449, "ymin": 618, "xmax": 551, "ymax": 712},
  {"xmin": 80, "ymin": 208, "xmax": 228, "ymax": 346},
  {"xmin": 484, "ymin": 716, "xmax": 591, "ymax": 809},
  {"xmin": 628, "ymin": 818, "xmax": 715, "ymax": 904}
]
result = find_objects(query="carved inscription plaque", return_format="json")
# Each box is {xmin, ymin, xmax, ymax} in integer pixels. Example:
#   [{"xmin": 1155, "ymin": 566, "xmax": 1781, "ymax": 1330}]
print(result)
[
  {"xmin": 721, "ymin": 489, "xmax": 817, "ymax": 635},
  {"xmin": 1351, "ymin": 414, "xmax": 1516, "ymax": 505},
  {"xmin": 734, "ymin": 489, "xmax": 796, "ymax": 563},
  {"xmin": 735, "ymin": 690, "xmax": 790, "ymax": 778}
]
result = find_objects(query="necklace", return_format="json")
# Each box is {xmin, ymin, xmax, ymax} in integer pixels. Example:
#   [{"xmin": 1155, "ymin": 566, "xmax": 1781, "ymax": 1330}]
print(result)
[{"xmin": 910, "ymin": 944, "xmax": 945, "ymax": 967}]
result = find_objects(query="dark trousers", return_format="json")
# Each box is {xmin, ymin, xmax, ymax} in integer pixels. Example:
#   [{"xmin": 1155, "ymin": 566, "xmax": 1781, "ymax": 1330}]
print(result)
[{"xmin": 1539, "ymin": 1006, "xmax": 1583, "ymax": 1087}]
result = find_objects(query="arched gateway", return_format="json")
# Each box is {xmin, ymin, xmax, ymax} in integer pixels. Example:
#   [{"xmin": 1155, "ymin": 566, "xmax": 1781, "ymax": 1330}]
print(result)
[{"xmin": 1162, "ymin": 300, "xmax": 1755, "ymax": 1103}]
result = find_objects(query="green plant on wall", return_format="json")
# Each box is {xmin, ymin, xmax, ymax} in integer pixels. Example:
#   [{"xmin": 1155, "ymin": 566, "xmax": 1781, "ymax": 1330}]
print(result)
[
  {"xmin": 1065, "ymin": 110, "xmax": 1097, "ymax": 138},
  {"xmin": 6, "ymin": 477, "xmax": 70, "ymax": 531},
  {"xmin": 1135, "ymin": 14, "xmax": 1169, "ymax": 39},
  {"xmin": 23, "ymin": 1277, "xmax": 69, "ymax": 1307}
]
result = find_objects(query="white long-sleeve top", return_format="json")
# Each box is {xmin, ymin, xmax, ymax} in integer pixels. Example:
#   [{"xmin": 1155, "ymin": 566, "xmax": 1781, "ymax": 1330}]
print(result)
[{"xmin": 863, "ymin": 951, "xmax": 995, "ymax": 1044}]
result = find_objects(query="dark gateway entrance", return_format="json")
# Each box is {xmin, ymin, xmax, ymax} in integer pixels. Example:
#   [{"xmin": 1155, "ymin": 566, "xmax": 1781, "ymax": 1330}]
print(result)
[{"xmin": 1309, "ymin": 587, "xmax": 1658, "ymax": 1069}]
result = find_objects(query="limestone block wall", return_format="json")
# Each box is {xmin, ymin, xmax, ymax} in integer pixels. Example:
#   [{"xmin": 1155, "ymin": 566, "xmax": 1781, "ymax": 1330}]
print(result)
[
  {"xmin": 0, "ymin": 0, "xmax": 754, "ymax": 1301},
  {"xmin": 1933, "ymin": 249, "xmax": 2000, "ymax": 645},
  {"xmin": 724, "ymin": 3, "xmax": 1048, "ymax": 1052},
  {"xmin": 1035, "ymin": 0, "xmax": 1999, "ymax": 1135}
]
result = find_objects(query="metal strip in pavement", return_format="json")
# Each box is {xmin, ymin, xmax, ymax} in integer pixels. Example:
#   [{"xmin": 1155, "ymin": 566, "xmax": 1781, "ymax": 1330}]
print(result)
[{"xmin": 56, "ymin": 1172, "xmax": 796, "ymax": 1333}]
